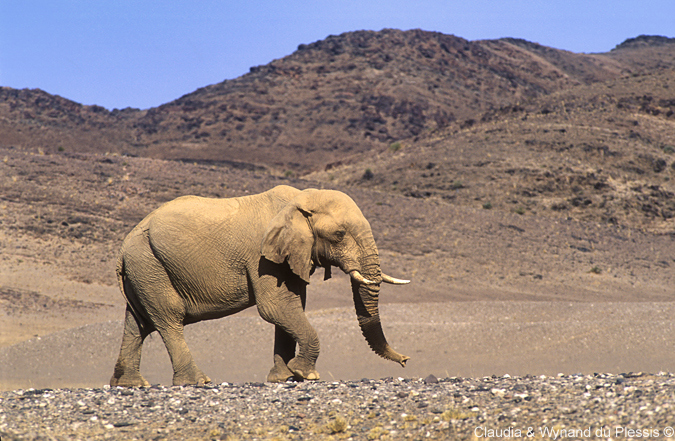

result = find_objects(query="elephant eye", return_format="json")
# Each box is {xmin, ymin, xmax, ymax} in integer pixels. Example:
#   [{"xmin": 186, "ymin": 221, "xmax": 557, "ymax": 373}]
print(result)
[{"xmin": 334, "ymin": 230, "xmax": 346, "ymax": 242}]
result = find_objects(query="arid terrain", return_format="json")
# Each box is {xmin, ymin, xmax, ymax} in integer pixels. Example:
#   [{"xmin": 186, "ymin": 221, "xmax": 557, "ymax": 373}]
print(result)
[{"xmin": 1, "ymin": 31, "xmax": 674, "ymax": 393}]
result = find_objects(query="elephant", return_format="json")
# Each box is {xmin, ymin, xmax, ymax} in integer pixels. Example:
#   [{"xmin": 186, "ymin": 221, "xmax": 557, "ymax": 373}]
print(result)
[{"xmin": 110, "ymin": 185, "xmax": 410, "ymax": 387}]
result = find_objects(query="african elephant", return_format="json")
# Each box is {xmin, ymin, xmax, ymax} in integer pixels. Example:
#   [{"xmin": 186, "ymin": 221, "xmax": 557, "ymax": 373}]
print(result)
[{"xmin": 110, "ymin": 185, "xmax": 410, "ymax": 387}]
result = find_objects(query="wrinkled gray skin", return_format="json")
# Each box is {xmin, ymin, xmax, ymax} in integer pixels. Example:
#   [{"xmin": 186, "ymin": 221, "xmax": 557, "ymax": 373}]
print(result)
[{"xmin": 110, "ymin": 185, "xmax": 410, "ymax": 387}]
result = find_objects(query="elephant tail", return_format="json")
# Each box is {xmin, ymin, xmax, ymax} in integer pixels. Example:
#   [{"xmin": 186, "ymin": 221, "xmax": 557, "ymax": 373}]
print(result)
[{"xmin": 116, "ymin": 251, "xmax": 126, "ymax": 303}]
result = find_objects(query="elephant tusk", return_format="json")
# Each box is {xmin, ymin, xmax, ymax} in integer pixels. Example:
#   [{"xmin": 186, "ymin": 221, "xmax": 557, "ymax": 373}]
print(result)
[
  {"xmin": 350, "ymin": 270, "xmax": 378, "ymax": 285},
  {"xmin": 381, "ymin": 273, "xmax": 410, "ymax": 285}
]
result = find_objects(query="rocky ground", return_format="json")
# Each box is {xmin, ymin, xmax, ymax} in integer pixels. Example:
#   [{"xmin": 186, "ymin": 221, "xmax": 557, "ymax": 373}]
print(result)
[{"xmin": 2, "ymin": 373, "xmax": 674, "ymax": 440}]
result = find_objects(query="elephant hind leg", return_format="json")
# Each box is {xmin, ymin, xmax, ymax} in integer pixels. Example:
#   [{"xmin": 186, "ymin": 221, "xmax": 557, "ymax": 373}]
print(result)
[
  {"xmin": 155, "ymin": 323, "xmax": 211, "ymax": 386},
  {"xmin": 122, "ymin": 242, "xmax": 210, "ymax": 386},
  {"xmin": 111, "ymin": 306, "xmax": 152, "ymax": 387}
]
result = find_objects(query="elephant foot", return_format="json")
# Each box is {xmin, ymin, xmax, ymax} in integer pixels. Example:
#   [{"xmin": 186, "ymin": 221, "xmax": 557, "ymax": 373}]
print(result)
[
  {"xmin": 173, "ymin": 369, "xmax": 211, "ymax": 386},
  {"xmin": 287, "ymin": 357, "xmax": 320, "ymax": 381},
  {"xmin": 267, "ymin": 353, "xmax": 295, "ymax": 382},
  {"xmin": 267, "ymin": 363, "xmax": 295, "ymax": 383},
  {"xmin": 110, "ymin": 372, "xmax": 150, "ymax": 388}
]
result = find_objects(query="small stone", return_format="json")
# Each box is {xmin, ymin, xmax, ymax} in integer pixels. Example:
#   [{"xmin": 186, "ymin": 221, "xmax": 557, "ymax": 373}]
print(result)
[
  {"xmin": 491, "ymin": 388, "xmax": 506, "ymax": 397},
  {"xmin": 423, "ymin": 374, "xmax": 439, "ymax": 384}
]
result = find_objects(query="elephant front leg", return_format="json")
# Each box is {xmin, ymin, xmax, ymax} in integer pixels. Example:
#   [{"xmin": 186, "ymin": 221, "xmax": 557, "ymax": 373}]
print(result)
[
  {"xmin": 258, "ymin": 292, "xmax": 320, "ymax": 382},
  {"xmin": 267, "ymin": 326, "xmax": 296, "ymax": 382}
]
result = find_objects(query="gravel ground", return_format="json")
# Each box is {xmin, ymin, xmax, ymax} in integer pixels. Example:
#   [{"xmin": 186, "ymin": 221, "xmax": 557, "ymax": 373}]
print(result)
[{"xmin": 2, "ymin": 373, "xmax": 675, "ymax": 440}]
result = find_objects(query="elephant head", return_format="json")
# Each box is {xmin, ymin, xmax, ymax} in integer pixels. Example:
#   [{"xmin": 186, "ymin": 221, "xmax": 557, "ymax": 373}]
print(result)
[{"xmin": 262, "ymin": 189, "xmax": 410, "ymax": 367}]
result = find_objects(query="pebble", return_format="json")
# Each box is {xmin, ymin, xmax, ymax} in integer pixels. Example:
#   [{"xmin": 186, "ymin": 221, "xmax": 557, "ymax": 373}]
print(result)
[{"xmin": 1, "ymin": 373, "xmax": 675, "ymax": 440}]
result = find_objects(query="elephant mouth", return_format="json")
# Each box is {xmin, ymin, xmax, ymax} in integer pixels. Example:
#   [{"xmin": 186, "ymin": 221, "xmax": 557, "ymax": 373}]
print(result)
[{"xmin": 349, "ymin": 270, "xmax": 379, "ymax": 285}]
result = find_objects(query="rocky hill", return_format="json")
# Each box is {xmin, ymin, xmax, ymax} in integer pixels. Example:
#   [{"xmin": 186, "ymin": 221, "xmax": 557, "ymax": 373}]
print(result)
[
  {"xmin": 2, "ymin": 30, "xmax": 674, "ymax": 175},
  {"xmin": 128, "ymin": 29, "xmax": 628, "ymax": 171}
]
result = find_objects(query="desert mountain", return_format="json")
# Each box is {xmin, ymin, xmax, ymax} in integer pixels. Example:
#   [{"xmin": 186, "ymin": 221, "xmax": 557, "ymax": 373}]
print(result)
[
  {"xmin": 0, "ymin": 30, "xmax": 674, "ymax": 235},
  {"xmin": 2, "ymin": 30, "xmax": 674, "ymax": 174}
]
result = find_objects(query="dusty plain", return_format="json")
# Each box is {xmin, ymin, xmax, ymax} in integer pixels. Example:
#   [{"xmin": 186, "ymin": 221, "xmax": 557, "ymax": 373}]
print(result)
[{"xmin": 1, "ymin": 144, "xmax": 673, "ymax": 390}]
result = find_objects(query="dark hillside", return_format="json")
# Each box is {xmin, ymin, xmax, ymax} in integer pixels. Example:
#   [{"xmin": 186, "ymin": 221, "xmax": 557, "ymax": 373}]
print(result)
[
  {"xmin": 606, "ymin": 35, "xmax": 675, "ymax": 71},
  {"xmin": 612, "ymin": 34, "xmax": 675, "ymax": 51},
  {"xmin": 603, "ymin": 35, "xmax": 675, "ymax": 75},
  {"xmin": 311, "ymin": 71, "xmax": 675, "ymax": 233}
]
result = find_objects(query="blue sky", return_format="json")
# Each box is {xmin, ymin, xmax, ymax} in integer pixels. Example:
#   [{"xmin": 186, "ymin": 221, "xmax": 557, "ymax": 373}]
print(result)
[{"xmin": 1, "ymin": 1, "xmax": 672, "ymax": 110}]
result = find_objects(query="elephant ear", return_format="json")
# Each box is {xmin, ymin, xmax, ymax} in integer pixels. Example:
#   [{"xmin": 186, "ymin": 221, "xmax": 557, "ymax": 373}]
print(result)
[{"xmin": 261, "ymin": 193, "xmax": 316, "ymax": 283}]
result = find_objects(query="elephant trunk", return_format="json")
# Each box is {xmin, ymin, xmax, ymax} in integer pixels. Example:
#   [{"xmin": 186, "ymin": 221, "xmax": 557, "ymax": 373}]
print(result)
[{"xmin": 351, "ymin": 256, "xmax": 409, "ymax": 367}]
